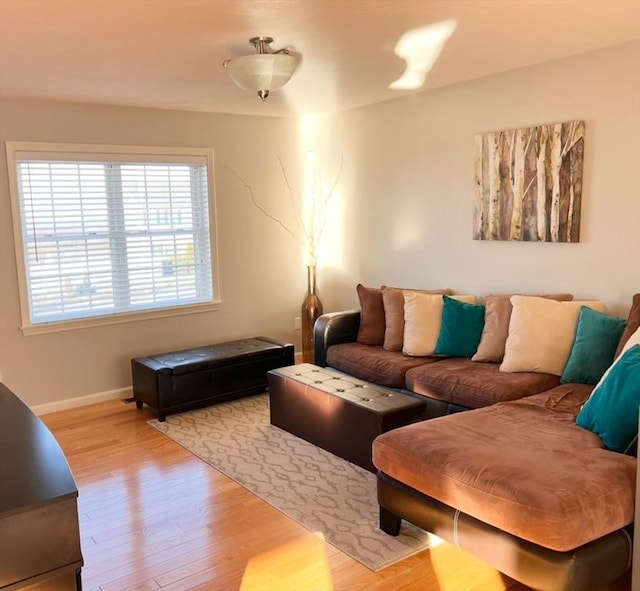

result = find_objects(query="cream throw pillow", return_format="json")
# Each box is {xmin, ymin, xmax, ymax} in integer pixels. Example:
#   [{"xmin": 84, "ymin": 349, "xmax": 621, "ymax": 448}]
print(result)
[
  {"xmin": 382, "ymin": 286, "xmax": 452, "ymax": 351},
  {"xmin": 500, "ymin": 296, "xmax": 607, "ymax": 375},
  {"xmin": 403, "ymin": 292, "xmax": 477, "ymax": 357},
  {"xmin": 472, "ymin": 293, "xmax": 573, "ymax": 363}
]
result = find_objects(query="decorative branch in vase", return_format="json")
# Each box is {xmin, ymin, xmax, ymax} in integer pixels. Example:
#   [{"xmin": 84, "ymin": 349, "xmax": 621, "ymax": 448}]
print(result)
[{"xmin": 226, "ymin": 154, "xmax": 343, "ymax": 363}]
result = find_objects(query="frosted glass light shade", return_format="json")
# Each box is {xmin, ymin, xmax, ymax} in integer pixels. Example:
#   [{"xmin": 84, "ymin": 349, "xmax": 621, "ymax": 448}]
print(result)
[{"xmin": 225, "ymin": 53, "xmax": 297, "ymax": 94}]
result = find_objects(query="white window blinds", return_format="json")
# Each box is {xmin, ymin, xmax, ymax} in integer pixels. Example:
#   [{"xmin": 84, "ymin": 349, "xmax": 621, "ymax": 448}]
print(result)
[{"xmin": 12, "ymin": 150, "xmax": 214, "ymax": 326}]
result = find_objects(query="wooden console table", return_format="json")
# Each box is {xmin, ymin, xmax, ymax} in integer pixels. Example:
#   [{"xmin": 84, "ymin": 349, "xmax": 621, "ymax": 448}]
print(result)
[{"xmin": 0, "ymin": 383, "xmax": 83, "ymax": 590}]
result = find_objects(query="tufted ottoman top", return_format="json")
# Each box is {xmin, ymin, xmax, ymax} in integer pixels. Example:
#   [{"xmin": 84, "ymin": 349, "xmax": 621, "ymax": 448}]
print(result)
[{"xmin": 270, "ymin": 363, "xmax": 424, "ymax": 414}]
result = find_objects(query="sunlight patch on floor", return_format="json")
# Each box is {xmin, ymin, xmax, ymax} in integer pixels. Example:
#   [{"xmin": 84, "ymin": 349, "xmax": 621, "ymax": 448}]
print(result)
[
  {"xmin": 428, "ymin": 540, "xmax": 508, "ymax": 591},
  {"xmin": 240, "ymin": 532, "xmax": 333, "ymax": 591}
]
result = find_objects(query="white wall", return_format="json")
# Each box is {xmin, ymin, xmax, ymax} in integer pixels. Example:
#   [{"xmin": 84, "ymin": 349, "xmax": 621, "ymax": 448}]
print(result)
[
  {"xmin": 0, "ymin": 99, "xmax": 308, "ymax": 406},
  {"xmin": 2, "ymin": 42, "xmax": 638, "ymax": 407},
  {"xmin": 320, "ymin": 42, "xmax": 640, "ymax": 318}
]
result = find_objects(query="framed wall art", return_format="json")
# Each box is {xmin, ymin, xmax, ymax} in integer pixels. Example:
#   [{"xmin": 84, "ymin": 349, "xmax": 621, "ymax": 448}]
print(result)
[{"xmin": 473, "ymin": 120, "xmax": 585, "ymax": 242}]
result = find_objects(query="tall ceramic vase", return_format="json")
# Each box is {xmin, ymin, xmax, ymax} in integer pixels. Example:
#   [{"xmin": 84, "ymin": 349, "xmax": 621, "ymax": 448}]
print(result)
[{"xmin": 301, "ymin": 265, "xmax": 323, "ymax": 363}]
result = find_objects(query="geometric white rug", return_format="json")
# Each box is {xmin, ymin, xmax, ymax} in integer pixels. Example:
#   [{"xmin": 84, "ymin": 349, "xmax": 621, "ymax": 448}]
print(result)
[{"xmin": 149, "ymin": 393, "xmax": 431, "ymax": 571}]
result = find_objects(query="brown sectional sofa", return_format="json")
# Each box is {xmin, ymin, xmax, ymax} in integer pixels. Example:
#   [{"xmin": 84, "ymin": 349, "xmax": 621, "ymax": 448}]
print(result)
[
  {"xmin": 313, "ymin": 291, "xmax": 640, "ymax": 591},
  {"xmin": 315, "ymin": 310, "xmax": 564, "ymax": 416}
]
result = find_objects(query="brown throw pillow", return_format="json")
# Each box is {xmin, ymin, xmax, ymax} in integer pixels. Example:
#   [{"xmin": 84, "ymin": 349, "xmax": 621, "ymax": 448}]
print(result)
[
  {"xmin": 614, "ymin": 293, "xmax": 640, "ymax": 359},
  {"xmin": 382, "ymin": 286, "xmax": 453, "ymax": 351},
  {"xmin": 356, "ymin": 284, "xmax": 385, "ymax": 346},
  {"xmin": 472, "ymin": 293, "xmax": 573, "ymax": 363}
]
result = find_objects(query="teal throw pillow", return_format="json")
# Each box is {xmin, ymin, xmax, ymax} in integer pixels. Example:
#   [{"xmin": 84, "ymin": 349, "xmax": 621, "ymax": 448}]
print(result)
[
  {"xmin": 561, "ymin": 306, "xmax": 626, "ymax": 385},
  {"xmin": 576, "ymin": 344, "xmax": 640, "ymax": 453},
  {"xmin": 434, "ymin": 296, "xmax": 485, "ymax": 357}
]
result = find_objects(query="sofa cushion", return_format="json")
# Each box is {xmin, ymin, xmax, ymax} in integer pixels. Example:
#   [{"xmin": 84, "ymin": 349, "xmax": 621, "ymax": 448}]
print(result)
[
  {"xmin": 561, "ymin": 306, "xmax": 626, "ymax": 385},
  {"xmin": 356, "ymin": 284, "xmax": 385, "ymax": 346},
  {"xmin": 588, "ymin": 326, "xmax": 640, "ymax": 394},
  {"xmin": 382, "ymin": 286, "xmax": 453, "ymax": 352},
  {"xmin": 472, "ymin": 293, "xmax": 573, "ymax": 363},
  {"xmin": 500, "ymin": 296, "xmax": 606, "ymax": 376},
  {"xmin": 434, "ymin": 296, "xmax": 485, "ymax": 358},
  {"xmin": 405, "ymin": 358, "xmax": 559, "ymax": 408},
  {"xmin": 326, "ymin": 343, "xmax": 438, "ymax": 388},
  {"xmin": 615, "ymin": 293, "xmax": 640, "ymax": 359},
  {"xmin": 373, "ymin": 383, "xmax": 636, "ymax": 552},
  {"xmin": 577, "ymin": 343, "xmax": 640, "ymax": 453},
  {"xmin": 618, "ymin": 326, "xmax": 640, "ymax": 356},
  {"xmin": 403, "ymin": 293, "xmax": 477, "ymax": 357}
]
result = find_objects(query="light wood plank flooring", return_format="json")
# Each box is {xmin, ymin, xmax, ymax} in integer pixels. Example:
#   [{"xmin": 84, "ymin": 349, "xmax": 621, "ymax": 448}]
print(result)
[{"xmin": 41, "ymin": 399, "xmax": 631, "ymax": 591}]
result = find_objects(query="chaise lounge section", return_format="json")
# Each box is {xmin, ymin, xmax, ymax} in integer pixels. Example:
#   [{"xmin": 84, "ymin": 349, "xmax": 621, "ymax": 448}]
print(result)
[
  {"xmin": 374, "ymin": 383, "xmax": 635, "ymax": 591},
  {"xmin": 314, "ymin": 288, "xmax": 640, "ymax": 590}
]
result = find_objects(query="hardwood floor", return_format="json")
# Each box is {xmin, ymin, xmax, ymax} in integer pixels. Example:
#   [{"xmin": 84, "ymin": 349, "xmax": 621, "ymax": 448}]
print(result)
[{"xmin": 41, "ymin": 399, "xmax": 631, "ymax": 591}]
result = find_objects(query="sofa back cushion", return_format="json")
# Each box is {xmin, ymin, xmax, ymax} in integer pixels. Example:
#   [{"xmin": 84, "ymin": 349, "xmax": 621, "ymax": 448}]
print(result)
[
  {"xmin": 615, "ymin": 293, "xmax": 640, "ymax": 359},
  {"xmin": 561, "ymin": 307, "xmax": 626, "ymax": 385},
  {"xmin": 433, "ymin": 296, "xmax": 486, "ymax": 358},
  {"xmin": 382, "ymin": 286, "xmax": 452, "ymax": 351},
  {"xmin": 356, "ymin": 284, "xmax": 385, "ymax": 346},
  {"xmin": 500, "ymin": 296, "xmax": 606, "ymax": 376},
  {"xmin": 403, "ymin": 293, "xmax": 477, "ymax": 357},
  {"xmin": 576, "ymin": 342, "xmax": 640, "ymax": 453},
  {"xmin": 583, "ymin": 326, "xmax": 640, "ymax": 402},
  {"xmin": 472, "ymin": 293, "xmax": 573, "ymax": 363}
]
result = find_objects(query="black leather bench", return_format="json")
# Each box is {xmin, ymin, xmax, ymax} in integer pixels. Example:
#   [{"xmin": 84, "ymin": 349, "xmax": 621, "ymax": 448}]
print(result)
[{"xmin": 132, "ymin": 337, "xmax": 294, "ymax": 421}]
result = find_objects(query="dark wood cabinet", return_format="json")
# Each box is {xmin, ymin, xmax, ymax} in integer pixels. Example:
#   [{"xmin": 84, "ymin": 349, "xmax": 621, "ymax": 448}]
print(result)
[{"xmin": 0, "ymin": 383, "xmax": 82, "ymax": 590}]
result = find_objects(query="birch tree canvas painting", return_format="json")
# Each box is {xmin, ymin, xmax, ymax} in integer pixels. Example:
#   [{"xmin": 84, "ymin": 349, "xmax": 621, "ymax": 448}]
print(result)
[{"xmin": 473, "ymin": 120, "xmax": 585, "ymax": 242}]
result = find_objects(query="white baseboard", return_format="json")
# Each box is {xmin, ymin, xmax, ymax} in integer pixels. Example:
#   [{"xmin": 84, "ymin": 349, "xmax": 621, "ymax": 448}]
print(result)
[
  {"xmin": 31, "ymin": 355, "xmax": 304, "ymax": 416},
  {"xmin": 31, "ymin": 386, "xmax": 133, "ymax": 416}
]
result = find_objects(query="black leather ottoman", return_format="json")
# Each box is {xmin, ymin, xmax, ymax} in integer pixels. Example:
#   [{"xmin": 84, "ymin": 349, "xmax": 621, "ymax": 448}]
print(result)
[
  {"xmin": 267, "ymin": 363, "xmax": 425, "ymax": 472},
  {"xmin": 132, "ymin": 337, "xmax": 294, "ymax": 421}
]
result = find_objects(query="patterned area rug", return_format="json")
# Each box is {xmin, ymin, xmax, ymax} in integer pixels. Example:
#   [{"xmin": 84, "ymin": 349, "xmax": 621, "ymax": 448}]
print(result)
[{"xmin": 149, "ymin": 394, "xmax": 430, "ymax": 571}]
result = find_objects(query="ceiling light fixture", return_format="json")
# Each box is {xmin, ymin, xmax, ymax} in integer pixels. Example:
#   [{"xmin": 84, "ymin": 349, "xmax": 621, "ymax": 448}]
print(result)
[{"xmin": 223, "ymin": 36, "xmax": 298, "ymax": 102}]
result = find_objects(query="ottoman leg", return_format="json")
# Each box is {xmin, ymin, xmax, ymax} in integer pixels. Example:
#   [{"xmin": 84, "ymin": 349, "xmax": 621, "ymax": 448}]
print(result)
[{"xmin": 380, "ymin": 507, "xmax": 402, "ymax": 536}]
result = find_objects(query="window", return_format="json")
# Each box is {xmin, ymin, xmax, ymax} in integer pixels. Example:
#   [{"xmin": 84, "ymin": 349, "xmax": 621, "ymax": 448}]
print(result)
[{"xmin": 6, "ymin": 142, "xmax": 219, "ymax": 334}]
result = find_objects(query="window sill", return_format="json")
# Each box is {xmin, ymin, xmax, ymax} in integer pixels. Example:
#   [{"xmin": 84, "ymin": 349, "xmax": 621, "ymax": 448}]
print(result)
[{"xmin": 20, "ymin": 300, "xmax": 222, "ymax": 336}]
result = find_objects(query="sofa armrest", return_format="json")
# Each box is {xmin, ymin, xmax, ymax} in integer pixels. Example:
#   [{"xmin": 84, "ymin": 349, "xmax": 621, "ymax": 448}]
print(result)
[{"xmin": 313, "ymin": 310, "xmax": 361, "ymax": 367}]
